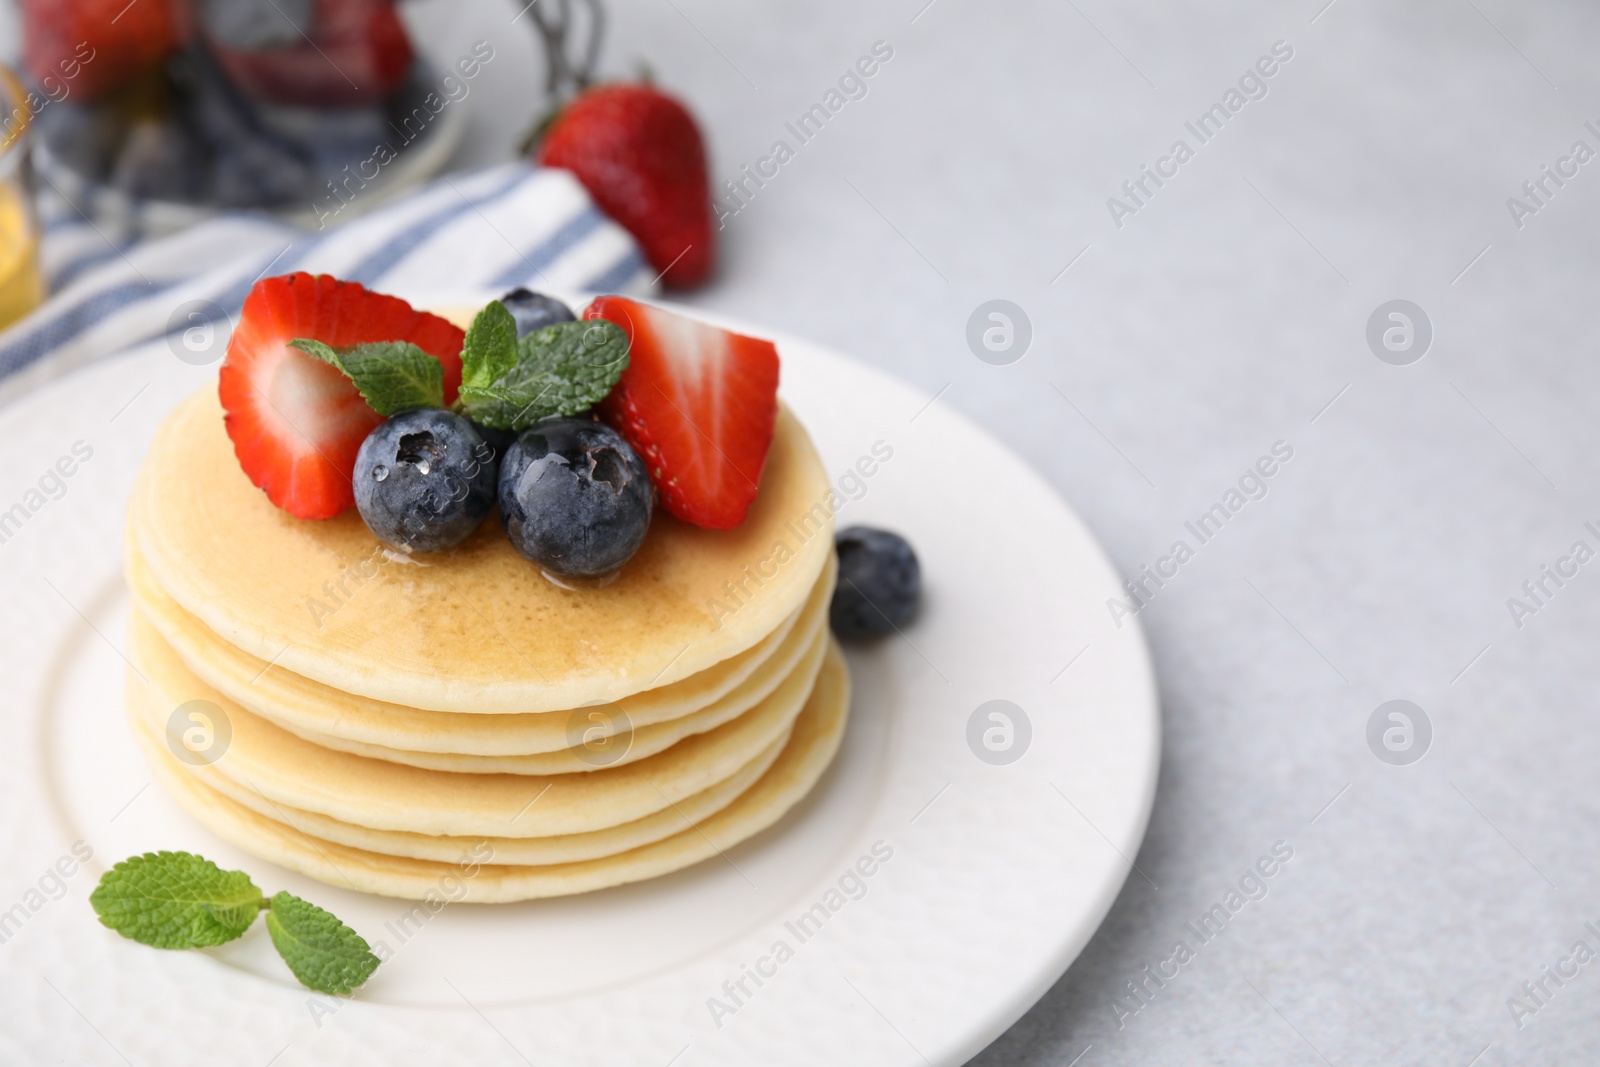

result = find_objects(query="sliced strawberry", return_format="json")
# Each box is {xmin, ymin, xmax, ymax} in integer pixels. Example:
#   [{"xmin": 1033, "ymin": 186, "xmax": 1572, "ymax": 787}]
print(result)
[
  {"xmin": 586, "ymin": 296, "xmax": 779, "ymax": 530},
  {"xmin": 218, "ymin": 273, "xmax": 464, "ymax": 520}
]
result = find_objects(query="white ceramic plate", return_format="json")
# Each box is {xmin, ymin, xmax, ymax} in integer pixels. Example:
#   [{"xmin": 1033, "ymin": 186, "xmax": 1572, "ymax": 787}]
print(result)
[{"xmin": 0, "ymin": 303, "xmax": 1158, "ymax": 1067}]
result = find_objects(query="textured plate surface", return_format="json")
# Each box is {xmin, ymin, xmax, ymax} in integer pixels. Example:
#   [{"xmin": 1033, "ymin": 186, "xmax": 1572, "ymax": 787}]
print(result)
[{"xmin": 0, "ymin": 298, "xmax": 1157, "ymax": 1066}]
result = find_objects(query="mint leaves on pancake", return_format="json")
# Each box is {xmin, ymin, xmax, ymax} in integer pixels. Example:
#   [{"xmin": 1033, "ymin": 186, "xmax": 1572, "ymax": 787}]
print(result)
[
  {"xmin": 287, "ymin": 299, "xmax": 630, "ymax": 431},
  {"xmin": 90, "ymin": 851, "xmax": 379, "ymax": 995},
  {"xmin": 289, "ymin": 338, "xmax": 447, "ymax": 415},
  {"xmin": 455, "ymin": 301, "xmax": 630, "ymax": 430},
  {"xmin": 458, "ymin": 297, "xmax": 522, "ymax": 392}
]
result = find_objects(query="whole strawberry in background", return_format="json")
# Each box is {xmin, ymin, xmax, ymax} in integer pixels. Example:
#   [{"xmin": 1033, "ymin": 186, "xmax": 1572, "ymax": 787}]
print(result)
[
  {"xmin": 20, "ymin": 0, "xmax": 190, "ymax": 101},
  {"xmin": 520, "ymin": 0, "xmax": 716, "ymax": 289},
  {"xmin": 539, "ymin": 85, "xmax": 714, "ymax": 289}
]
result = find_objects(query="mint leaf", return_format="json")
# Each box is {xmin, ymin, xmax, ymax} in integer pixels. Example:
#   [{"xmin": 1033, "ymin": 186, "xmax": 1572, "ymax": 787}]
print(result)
[
  {"xmin": 89, "ymin": 852, "xmax": 263, "ymax": 949},
  {"xmin": 91, "ymin": 853, "xmax": 381, "ymax": 996},
  {"xmin": 459, "ymin": 300, "xmax": 520, "ymax": 392},
  {"xmin": 455, "ymin": 319, "xmax": 629, "ymax": 431},
  {"xmin": 264, "ymin": 891, "xmax": 380, "ymax": 995},
  {"xmin": 285, "ymin": 337, "xmax": 342, "ymax": 365},
  {"xmin": 289, "ymin": 338, "xmax": 444, "ymax": 415}
]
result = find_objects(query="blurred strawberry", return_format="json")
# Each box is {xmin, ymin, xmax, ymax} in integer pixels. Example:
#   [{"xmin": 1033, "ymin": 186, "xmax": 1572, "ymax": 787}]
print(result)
[
  {"xmin": 537, "ymin": 84, "xmax": 715, "ymax": 289},
  {"xmin": 200, "ymin": 0, "xmax": 413, "ymax": 108},
  {"xmin": 20, "ymin": 0, "xmax": 189, "ymax": 101}
]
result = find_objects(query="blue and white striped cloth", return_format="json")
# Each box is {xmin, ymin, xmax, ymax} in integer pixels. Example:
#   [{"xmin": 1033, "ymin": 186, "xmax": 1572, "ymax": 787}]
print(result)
[{"xmin": 0, "ymin": 162, "xmax": 651, "ymax": 405}]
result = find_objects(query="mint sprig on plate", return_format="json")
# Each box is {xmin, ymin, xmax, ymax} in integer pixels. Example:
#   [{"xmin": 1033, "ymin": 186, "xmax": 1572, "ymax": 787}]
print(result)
[
  {"xmin": 286, "ymin": 299, "xmax": 630, "ymax": 431},
  {"xmin": 89, "ymin": 851, "xmax": 262, "ymax": 948},
  {"xmin": 90, "ymin": 852, "xmax": 379, "ymax": 996},
  {"xmin": 263, "ymin": 890, "xmax": 381, "ymax": 996}
]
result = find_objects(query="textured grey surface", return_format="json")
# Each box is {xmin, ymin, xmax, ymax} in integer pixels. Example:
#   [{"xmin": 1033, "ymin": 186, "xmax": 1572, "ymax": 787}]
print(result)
[{"xmin": 403, "ymin": 0, "xmax": 1600, "ymax": 1062}]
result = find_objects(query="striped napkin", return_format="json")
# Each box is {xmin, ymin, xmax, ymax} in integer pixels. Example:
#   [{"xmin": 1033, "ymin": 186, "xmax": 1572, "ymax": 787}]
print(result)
[{"xmin": 0, "ymin": 161, "xmax": 651, "ymax": 407}]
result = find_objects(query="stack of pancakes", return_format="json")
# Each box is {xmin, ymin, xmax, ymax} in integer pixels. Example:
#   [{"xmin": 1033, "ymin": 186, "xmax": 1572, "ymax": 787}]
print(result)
[{"xmin": 123, "ymin": 384, "xmax": 848, "ymax": 903}]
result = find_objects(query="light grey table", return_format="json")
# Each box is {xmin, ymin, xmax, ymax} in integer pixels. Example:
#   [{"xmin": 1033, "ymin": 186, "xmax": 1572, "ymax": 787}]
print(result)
[{"xmin": 263, "ymin": 0, "xmax": 1600, "ymax": 1061}]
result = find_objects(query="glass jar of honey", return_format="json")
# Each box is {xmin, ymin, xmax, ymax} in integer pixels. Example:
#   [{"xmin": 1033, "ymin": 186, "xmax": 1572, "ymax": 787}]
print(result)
[{"xmin": 0, "ymin": 65, "xmax": 45, "ymax": 332}]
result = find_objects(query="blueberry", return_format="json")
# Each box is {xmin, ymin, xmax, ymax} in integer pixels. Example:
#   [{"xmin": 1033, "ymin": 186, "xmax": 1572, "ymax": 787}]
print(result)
[
  {"xmin": 830, "ymin": 526, "xmax": 921, "ymax": 639},
  {"xmin": 354, "ymin": 409, "xmax": 497, "ymax": 553},
  {"xmin": 498, "ymin": 418, "xmax": 653, "ymax": 577},
  {"xmin": 499, "ymin": 288, "xmax": 576, "ymax": 337}
]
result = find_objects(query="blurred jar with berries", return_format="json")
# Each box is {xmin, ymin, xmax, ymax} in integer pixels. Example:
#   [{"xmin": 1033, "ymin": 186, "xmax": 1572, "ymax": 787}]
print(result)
[
  {"xmin": 0, "ymin": 64, "xmax": 45, "ymax": 329},
  {"xmin": 16, "ymin": 0, "xmax": 464, "ymax": 234}
]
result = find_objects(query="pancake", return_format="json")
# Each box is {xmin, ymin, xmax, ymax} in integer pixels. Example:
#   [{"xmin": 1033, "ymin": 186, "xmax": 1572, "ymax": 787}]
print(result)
[
  {"xmin": 129, "ymin": 604, "xmax": 828, "ymax": 775},
  {"xmin": 131, "ymin": 387, "xmax": 835, "ymax": 715},
  {"xmin": 135, "ymin": 643, "xmax": 850, "ymax": 902},
  {"xmin": 126, "ymin": 543, "xmax": 836, "ymax": 756},
  {"xmin": 127, "ymin": 697, "xmax": 789, "ymax": 866},
  {"xmin": 245, "ymin": 624, "xmax": 826, "ymax": 775},
  {"xmin": 127, "ymin": 616, "xmax": 822, "ymax": 837}
]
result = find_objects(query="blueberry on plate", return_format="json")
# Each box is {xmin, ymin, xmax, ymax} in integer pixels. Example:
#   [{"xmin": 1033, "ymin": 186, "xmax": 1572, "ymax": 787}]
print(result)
[
  {"xmin": 499, "ymin": 287, "xmax": 576, "ymax": 337},
  {"xmin": 354, "ymin": 409, "xmax": 497, "ymax": 553},
  {"xmin": 498, "ymin": 418, "xmax": 653, "ymax": 577},
  {"xmin": 830, "ymin": 526, "xmax": 921, "ymax": 639}
]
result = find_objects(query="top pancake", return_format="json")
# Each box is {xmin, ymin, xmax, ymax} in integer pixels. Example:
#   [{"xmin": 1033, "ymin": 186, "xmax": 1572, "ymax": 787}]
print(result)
[{"xmin": 131, "ymin": 386, "xmax": 834, "ymax": 715}]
